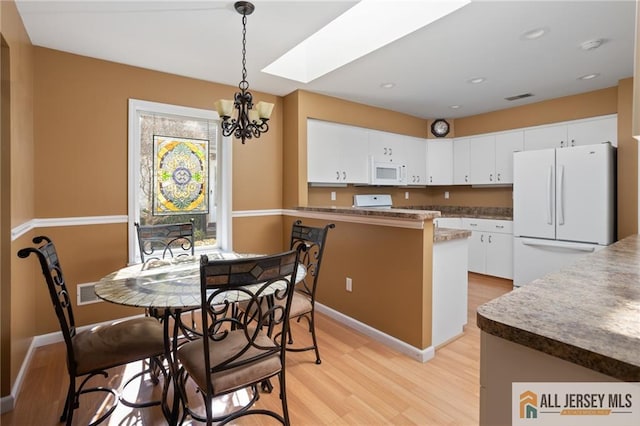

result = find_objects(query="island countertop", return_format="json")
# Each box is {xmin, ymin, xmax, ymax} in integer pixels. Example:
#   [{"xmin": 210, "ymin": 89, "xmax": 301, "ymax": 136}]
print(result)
[
  {"xmin": 477, "ymin": 234, "xmax": 640, "ymax": 381},
  {"xmin": 295, "ymin": 205, "xmax": 441, "ymax": 220}
]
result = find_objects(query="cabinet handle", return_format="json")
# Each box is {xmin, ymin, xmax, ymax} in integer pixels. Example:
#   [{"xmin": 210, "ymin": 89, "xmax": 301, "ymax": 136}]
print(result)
[
  {"xmin": 560, "ymin": 140, "xmax": 565, "ymax": 147},
  {"xmin": 495, "ymin": 225, "xmax": 504, "ymax": 229},
  {"xmin": 342, "ymin": 171, "xmax": 347, "ymax": 180},
  {"xmin": 497, "ymin": 173, "xmax": 501, "ymax": 181},
  {"xmin": 488, "ymin": 235, "xmax": 492, "ymax": 243},
  {"xmin": 571, "ymin": 139, "xmax": 575, "ymax": 147},
  {"xmin": 480, "ymin": 234, "xmax": 484, "ymax": 243},
  {"xmin": 384, "ymin": 147, "xmax": 388, "ymax": 155},
  {"xmin": 465, "ymin": 175, "xmax": 468, "ymax": 182},
  {"xmin": 389, "ymin": 148, "xmax": 392, "ymax": 155},
  {"xmin": 336, "ymin": 171, "xmax": 340, "ymax": 180},
  {"xmin": 429, "ymin": 176, "xmax": 433, "ymax": 183},
  {"xmin": 489, "ymin": 174, "xmax": 493, "ymax": 182},
  {"xmin": 470, "ymin": 223, "xmax": 478, "ymax": 227}
]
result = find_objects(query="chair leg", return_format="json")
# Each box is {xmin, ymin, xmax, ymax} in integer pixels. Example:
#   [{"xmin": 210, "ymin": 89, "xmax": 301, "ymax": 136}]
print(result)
[
  {"xmin": 309, "ymin": 312, "xmax": 321, "ymax": 364},
  {"xmin": 61, "ymin": 377, "xmax": 75, "ymax": 425},
  {"xmin": 279, "ymin": 371, "xmax": 291, "ymax": 426}
]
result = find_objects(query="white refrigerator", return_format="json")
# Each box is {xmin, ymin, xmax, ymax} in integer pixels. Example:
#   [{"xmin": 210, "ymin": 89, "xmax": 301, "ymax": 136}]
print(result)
[{"xmin": 513, "ymin": 143, "xmax": 615, "ymax": 287}]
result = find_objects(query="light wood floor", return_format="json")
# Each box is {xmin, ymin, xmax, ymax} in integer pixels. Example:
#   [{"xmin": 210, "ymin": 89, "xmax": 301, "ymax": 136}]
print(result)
[{"xmin": 1, "ymin": 273, "xmax": 511, "ymax": 425}]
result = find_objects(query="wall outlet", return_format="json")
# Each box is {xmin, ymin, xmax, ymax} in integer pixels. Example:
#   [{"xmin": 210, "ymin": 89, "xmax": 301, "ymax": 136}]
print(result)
[
  {"xmin": 346, "ymin": 277, "xmax": 352, "ymax": 292},
  {"xmin": 444, "ymin": 191, "xmax": 450, "ymax": 199},
  {"xmin": 331, "ymin": 191, "xmax": 336, "ymax": 201},
  {"xmin": 405, "ymin": 191, "xmax": 409, "ymax": 199}
]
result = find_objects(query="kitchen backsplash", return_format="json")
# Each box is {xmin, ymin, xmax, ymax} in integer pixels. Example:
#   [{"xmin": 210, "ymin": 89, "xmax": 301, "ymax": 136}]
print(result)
[{"xmin": 402, "ymin": 205, "xmax": 513, "ymax": 220}]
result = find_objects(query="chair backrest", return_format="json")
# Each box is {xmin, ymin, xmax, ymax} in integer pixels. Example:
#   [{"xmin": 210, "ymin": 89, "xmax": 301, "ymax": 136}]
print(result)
[
  {"xmin": 17, "ymin": 236, "xmax": 78, "ymax": 366},
  {"xmin": 198, "ymin": 248, "xmax": 303, "ymax": 393},
  {"xmin": 135, "ymin": 220, "xmax": 194, "ymax": 263},
  {"xmin": 289, "ymin": 220, "xmax": 334, "ymax": 301}
]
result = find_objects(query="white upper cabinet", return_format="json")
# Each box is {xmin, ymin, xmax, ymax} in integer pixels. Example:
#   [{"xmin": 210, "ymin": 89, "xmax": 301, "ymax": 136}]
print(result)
[
  {"xmin": 567, "ymin": 115, "xmax": 617, "ymax": 147},
  {"xmin": 494, "ymin": 130, "xmax": 523, "ymax": 184},
  {"xmin": 426, "ymin": 138, "xmax": 453, "ymax": 185},
  {"xmin": 469, "ymin": 134, "xmax": 496, "ymax": 184},
  {"xmin": 523, "ymin": 123, "xmax": 567, "ymax": 150},
  {"xmin": 524, "ymin": 115, "xmax": 617, "ymax": 151},
  {"xmin": 405, "ymin": 136, "xmax": 427, "ymax": 185},
  {"xmin": 368, "ymin": 129, "xmax": 405, "ymax": 163},
  {"xmin": 307, "ymin": 119, "xmax": 369, "ymax": 184},
  {"xmin": 453, "ymin": 138, "xmax": 470, "ymax": 185}
]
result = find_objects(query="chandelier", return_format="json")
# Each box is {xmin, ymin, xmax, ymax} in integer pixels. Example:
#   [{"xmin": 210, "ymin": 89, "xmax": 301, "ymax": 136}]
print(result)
[{"xmin": 215, "ymin": 1, "xmax": 274, "ymax": 144}]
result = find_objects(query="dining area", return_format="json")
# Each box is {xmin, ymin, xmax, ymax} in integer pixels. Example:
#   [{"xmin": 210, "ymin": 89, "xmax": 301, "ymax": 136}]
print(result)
[{"xmin": 14, "ymin": 220, "xmax": 333, "ymax": 426}]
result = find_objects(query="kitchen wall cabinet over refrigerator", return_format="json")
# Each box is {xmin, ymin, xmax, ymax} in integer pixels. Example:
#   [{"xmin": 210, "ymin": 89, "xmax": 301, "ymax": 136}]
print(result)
[
  {"xmin": 307, "ymin": 119, "xmax": 368, "ymax": 184},
  {"xmin": 523, "ymin": 114, "xmax": 617, "ymax": 151}
]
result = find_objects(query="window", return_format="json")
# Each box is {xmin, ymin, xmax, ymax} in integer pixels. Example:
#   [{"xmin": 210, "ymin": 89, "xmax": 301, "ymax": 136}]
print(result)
[{"xmin": 128, "ymin": 99, "xmax": 232, "ymax": 263}]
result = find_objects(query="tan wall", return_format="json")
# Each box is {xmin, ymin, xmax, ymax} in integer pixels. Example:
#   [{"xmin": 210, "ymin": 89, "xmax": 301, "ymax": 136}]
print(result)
[
  {"xmin": 283, "ymin": 215, "xmax": 433, "ymax": 349},
  {"xmin": 617, "ymin": 78, "xmax": 638, "ymax": 238},
  {"xmin": 634, "ymin": 0, "xmax": 640, "ymax": 137},
  {"xmin": 1, "ymin": 0, "xmax": 35, "ymax": 398}
]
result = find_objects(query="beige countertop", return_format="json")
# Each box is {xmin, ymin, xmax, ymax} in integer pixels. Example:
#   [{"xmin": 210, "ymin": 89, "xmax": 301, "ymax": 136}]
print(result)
[
  {"xmin": 477, "ymin": 234, "xmax": 640, "ymax": 381},
  {"xmin": 433, "ymin": 227, "xmax": 472, "ymax": 243}
]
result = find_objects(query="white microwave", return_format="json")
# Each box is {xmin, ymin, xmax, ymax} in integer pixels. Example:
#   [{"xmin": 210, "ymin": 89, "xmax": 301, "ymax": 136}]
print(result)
[{"xmin": 369, "ymin": 158, "xmax": 407, "ymax": 185}]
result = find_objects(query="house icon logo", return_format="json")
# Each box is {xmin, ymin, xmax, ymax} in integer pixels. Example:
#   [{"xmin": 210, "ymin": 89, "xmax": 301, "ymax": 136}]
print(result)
[{"xmin": 520, "ymin": 390, "xmax": 538, "ymax": 419}]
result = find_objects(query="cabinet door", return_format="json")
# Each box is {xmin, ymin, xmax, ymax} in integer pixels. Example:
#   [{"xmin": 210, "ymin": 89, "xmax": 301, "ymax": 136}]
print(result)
[
  {"xmin": 494, "ymin": 131, "xmax": 523, "ymax": 184},
  {"xmin": 467, "ymin": 231, "xmax": 486, "ymax": 274},
  {"xmin": 426, "ymin": 139, "xmax": 453, "ymax": 185},
  {"xmin": 368, "ymin": 129, "xmax": 399, "ymax": 163},
  {"xmin": 307, "ymin": 119, "xmax": 344, "ymax": 183},
  {"xmin": 405, "ymin": 136, "xmax": 427, "ymax": 185},
  {"xmin": 524, "ymin": 124, "xmax": 567, "ymax": 151},
  {"xmin": 453, "ymin": 138, "xmax": 470, "ymax": 185},
  {"xmin": 469, "ymin": 135, "xmax": 495, "ymax": 184},
  {"xmin": 307, "ymin": 119, "xmax": 368, "ymax": 184},
  {"xmin": 567, "ymin": 116, "xmax": 617, "ymax": 147},
  {"xmin": 340, "ymin": 125, "xmax": 369, "ymax": 184},
  {"xmin": 485, "ymin": 232, "xmax": 513, "ymax": 279}
]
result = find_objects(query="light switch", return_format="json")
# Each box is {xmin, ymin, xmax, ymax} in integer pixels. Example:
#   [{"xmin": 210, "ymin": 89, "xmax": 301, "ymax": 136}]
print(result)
[
  {"xmin": 405, "ymin": 191, "xmax": 409, "ymax": 200},
  {"xmin": 330, "ymin": 191, "xmax": 336, "ymax": 201},
  {"xmin": 444, "ymin": 191, "xmax": 450, "ymax": 199}
]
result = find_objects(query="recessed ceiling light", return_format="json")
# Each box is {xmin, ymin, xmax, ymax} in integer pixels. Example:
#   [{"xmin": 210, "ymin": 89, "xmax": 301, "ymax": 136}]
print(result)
[
  {"xmin": 262, "ymin": 0, "xmax": 471, "ymax": 83},
  {"xmin": 449, "ymin": 105, "xmax": 461, "ymax": 109},
  {"xmin": 521, "ymin": 27, "xmax": 548, "ymax": 40},
  {"xmin": 380, "ymin": 82, "xmax": 396, "ymax": 89},
  {"xmin": 578, "ymin": 73, "xmax": 600, "ymax": 80},
  {"xmin": 467, "ymin": 77, "xmax": 486, "ymax": 84}
]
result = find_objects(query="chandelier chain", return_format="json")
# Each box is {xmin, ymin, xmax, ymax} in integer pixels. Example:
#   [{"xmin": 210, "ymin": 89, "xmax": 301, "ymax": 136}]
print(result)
[{"xmin": 240, "ymin": 13, "xmax": 248, "ymax": 91}]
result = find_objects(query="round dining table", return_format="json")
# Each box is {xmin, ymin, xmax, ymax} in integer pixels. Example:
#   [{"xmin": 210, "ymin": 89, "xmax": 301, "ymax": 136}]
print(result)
[{"xmin": 94, "ymin": 252, "xmax": 306, "ymax": 425}]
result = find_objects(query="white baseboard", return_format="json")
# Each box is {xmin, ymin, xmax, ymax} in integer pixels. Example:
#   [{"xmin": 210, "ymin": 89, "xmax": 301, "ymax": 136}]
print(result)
[
  {"xmin": 1, "ymin": 314, "xmax": 146, "ymax": 414},
  {"xmin": 315, "ymin": 303, "xmax": 435, "ymax": 363}
]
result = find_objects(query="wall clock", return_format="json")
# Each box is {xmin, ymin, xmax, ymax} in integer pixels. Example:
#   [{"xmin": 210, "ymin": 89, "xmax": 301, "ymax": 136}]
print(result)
[{"xmin": 431, "ymin": 119, "xmax": 450, "ymax": 137}]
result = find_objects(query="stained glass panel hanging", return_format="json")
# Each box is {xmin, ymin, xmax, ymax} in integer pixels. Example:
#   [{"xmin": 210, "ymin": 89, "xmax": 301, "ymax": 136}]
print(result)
[{"xmin": 153, "ymin": 135, "xmax": 209, "ymax": 215}]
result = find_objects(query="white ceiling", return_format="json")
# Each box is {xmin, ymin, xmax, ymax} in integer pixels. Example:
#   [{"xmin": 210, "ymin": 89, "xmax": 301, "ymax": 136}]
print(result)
[{"xmin": 15, "ymin": 0, "xmax": 637, "ymax": 119}]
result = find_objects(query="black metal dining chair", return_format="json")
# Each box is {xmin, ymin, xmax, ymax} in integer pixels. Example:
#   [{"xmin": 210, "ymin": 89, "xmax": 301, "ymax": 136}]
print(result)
[
  {"xmin": 134, "ymin": 220, "xmax": 195, "ymax": 263},
  {"xmin": 176, "ymin": 248, "xmax": 304, "ymax": 425},
  {"xmin": 17, "ymin": 236, "xmax": 166, "ymax": 426},
  {"xmin": 286, "ymin": 220, "xmax": 334, "ymax": 364}
]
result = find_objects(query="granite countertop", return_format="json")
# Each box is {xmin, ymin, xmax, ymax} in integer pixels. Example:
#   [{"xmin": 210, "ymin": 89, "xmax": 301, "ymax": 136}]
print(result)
[
  {"xmin": 434, "ymin": 227, "xmax": 472, "ymax": 243},
  {"xmin": 295, "ymin": 206, "xmax": 441, "ymax": 220},
  {"xmin": 477, "ymin": 234, "xmax": 640, "ymax": 381}
]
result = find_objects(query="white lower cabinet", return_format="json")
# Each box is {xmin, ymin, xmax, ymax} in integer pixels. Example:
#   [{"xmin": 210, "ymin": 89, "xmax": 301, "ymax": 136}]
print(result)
[{"xmin": 462, "ymin": 219, "xmax": 513, "ymax": 279}]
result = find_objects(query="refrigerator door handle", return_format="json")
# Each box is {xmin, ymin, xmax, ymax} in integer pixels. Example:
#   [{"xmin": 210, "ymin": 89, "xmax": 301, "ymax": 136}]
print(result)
[
  {"xmin": 558, "ymin": 165, "xmax": 565, "ymax": 226},
  {"xmin": 546, "ymin": 165, "xmax": 553, "ymax": 225}
]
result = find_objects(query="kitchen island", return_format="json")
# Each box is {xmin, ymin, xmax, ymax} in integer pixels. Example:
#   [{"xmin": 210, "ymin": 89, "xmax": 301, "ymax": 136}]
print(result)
[
  {"xmin": 477, "ymin": 234, "xmax": 640, "ymax": 425},
  {"xmin": 286, "ymin": 206, "xmax": 470, "ymax": 362}
]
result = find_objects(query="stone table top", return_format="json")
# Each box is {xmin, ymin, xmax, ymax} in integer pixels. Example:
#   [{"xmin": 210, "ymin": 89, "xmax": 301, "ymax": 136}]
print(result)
[
  {"xmin": 295, "ymin": 206, "xmax": 441, "ymax": 220},
  {"xmin": 433, "ymin": 227, "xmax": 472, "ymax": 243},
  {"xmin": 477, "ymin": 234, "xmax": 640, "ymax": 381},
  {"xmin": 95, "ymin": 253, "xmax": 306, "ymax": 310}
]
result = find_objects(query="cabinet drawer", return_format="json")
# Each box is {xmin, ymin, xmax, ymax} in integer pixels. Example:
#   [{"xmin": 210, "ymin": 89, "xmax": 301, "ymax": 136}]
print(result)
[{"xmin": 461, "ymin": 218, "xmax": 513, "ymax": 234}]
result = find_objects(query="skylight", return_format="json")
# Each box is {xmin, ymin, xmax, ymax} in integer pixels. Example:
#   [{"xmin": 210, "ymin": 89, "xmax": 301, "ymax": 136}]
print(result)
[{"xmin": 262, "ymin": 0, "xmax": 471, "ymax": 83}]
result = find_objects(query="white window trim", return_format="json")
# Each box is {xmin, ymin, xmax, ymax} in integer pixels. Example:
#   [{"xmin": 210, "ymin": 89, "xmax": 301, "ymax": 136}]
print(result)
[{"xmin": 127, "ymin": 99, "xmax": 232, "ymax": 264}]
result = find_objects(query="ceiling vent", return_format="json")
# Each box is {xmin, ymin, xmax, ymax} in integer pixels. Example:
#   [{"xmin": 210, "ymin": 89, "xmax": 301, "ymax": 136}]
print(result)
[{"xmin": 505, "ymin": 93, "xmax": 534, "ymax": 101}]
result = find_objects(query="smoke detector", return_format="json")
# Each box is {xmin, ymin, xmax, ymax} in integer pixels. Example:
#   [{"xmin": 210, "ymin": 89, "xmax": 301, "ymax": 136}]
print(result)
[{"xmin": 580, "ymin": 39, "xmax": 604, "ymax": 51}]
